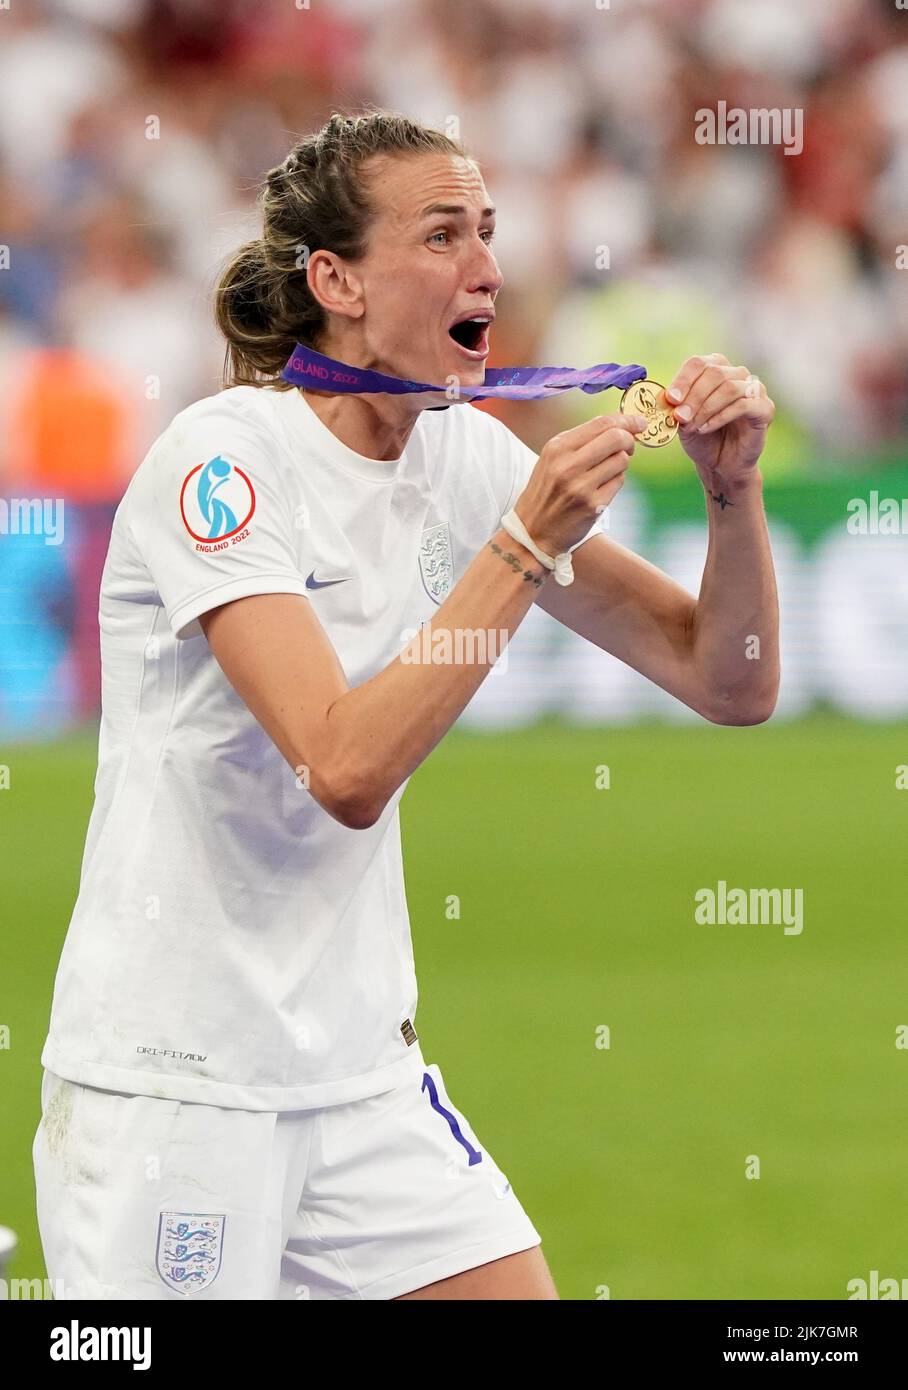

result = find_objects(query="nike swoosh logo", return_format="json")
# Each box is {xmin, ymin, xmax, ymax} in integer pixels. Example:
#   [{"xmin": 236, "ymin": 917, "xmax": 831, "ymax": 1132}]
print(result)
[{"xmin": 306, "ymin": 571, "xmax": 352, "ymax": 590}]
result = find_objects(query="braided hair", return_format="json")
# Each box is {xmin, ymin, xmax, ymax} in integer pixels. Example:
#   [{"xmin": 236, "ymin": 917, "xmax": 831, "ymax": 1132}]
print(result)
[{"xmin": 214, "ymin": 111, "xmax": 466, "ymax": 387}]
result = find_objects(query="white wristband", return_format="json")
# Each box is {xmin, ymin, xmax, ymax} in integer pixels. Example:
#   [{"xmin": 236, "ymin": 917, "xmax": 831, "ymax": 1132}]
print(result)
[{"xmin": 500, "ymin": 508, "xmax": 574, "ymax": 586}]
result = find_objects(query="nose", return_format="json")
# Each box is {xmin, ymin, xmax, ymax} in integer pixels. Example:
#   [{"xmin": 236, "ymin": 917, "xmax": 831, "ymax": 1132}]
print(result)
[{"xmin": 466, "ymin": 237, "xmax": 503, "ymax": 296}]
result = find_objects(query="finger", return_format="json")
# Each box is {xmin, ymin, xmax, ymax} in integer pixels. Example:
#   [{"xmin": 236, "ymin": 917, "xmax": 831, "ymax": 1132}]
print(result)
[
  {"xmin": 587, "ymin": 412, "xmax": 648, "ymax": 431},
  {"xmin": 572, "ymin": 453, "xmax": 632, "ymax": 517},
  {"xmin": 695, "ymin": 393, "xmax": 775, "ymax": 435},
  {"xmin": 592, "ymin": 470, "xmax": 628, "ymax": 513},
  {"xmin": 588, "ymin": 449, "xmax": 632, "ymax": 491},
  {"xmin": 679, "ymin": 375, "xmax": 752, "ymax": 431},
  {"xmin": 665, "ymin": 353, "xmax": 730, "ymax": 406},
  {"xmin": 560, "ymin": 411, "xmax": 648, "ymax": 451},
  {"xmin": 672, "ymin": 364, "xmax": 749, "ymax": 424},
  {"xmin": 575, "ymin": 428, "xmax": 638, "ymax": 473}
]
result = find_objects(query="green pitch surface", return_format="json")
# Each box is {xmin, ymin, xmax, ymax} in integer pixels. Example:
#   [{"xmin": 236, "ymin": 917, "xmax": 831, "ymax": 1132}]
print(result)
[{"xmin": 1, "ymin": 715, "xmax": 906, "ymax": 1300}]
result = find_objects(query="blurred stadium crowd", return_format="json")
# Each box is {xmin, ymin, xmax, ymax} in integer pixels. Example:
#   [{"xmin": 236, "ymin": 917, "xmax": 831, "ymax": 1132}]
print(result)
[
  {"xmin": 0, "ymin": 0, "xmax": 906, "ymax": 732},
  {"xmin": 1, "ymin": 0, "xmax": 907, "ymax": 490}
]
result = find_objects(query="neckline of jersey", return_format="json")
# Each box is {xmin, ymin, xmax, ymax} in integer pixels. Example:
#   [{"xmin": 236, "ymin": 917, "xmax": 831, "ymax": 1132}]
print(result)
[{"xmin": 282, "ymin": 387, "xmax": 413, "ymax": 483}]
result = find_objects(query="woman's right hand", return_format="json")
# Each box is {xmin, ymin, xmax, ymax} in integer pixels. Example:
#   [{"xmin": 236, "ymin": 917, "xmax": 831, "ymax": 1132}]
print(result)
[{"xmin": 514, "ymin": 412, "xmax": 648, "ymax": 556}]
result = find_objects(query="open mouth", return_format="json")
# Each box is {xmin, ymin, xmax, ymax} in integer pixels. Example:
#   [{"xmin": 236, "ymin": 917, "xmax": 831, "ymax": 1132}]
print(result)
[{"xmin": 447, "ymin": 314, "xmax": 493, "ymax": 358}]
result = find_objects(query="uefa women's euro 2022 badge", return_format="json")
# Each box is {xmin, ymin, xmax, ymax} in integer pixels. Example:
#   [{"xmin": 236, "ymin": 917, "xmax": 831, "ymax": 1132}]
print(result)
[
  {"xmin": 180, "ymin": 455, "xmax": 256, "ymax": 553},
  {"xmin": 155, "ymin": 1212, "xmax": 225, "ymax": 1295},
  {"xmin": 419, "ymin": 521, "xmax": 453, "ymax": 603}
]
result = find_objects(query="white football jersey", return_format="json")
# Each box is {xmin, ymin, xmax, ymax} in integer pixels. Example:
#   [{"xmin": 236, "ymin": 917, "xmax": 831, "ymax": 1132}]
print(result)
[{"xmin": 41, "ymin": 384, "xmax": 600, "ymax": 1110}]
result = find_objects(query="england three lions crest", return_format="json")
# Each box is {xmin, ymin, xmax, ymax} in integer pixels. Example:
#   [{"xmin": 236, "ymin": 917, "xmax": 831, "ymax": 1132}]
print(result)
[
  {"xmin": 419, "ymin": 522, "xmax": 453, "ymax": 604},
  {"xmin": 156, "ymin": 1212, "xmax": 225, "ymax": 1295}
]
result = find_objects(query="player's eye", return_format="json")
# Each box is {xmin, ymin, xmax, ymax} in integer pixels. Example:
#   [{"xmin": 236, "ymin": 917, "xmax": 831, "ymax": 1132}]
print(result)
[
  {"xmin": 427, "ymin": 229, "xmax": 450, "ymax": 246},
  {"xmin": 480, "ymin": 228, "xmax": 495, "ymax": 244}
]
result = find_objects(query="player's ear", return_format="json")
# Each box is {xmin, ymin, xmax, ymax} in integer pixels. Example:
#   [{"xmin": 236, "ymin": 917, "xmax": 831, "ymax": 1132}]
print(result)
[{"xmin": 306, "ymin": 250, "xmax": 364, "ymax": 323}]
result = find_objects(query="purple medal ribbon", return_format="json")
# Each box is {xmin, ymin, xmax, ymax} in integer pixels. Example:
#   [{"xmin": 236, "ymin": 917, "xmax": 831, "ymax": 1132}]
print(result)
[{"xmin": 281, "ymin": 343, "xmax": 647, "ymax": 401}]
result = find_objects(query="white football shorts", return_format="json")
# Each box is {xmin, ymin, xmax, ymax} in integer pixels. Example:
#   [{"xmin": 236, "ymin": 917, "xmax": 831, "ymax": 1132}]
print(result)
[{"xmin": 32, "ymin": 1061, "xmax": 541, "ymax": 1299}]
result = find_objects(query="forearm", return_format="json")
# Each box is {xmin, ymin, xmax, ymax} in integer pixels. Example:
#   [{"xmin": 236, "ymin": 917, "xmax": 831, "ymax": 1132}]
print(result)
[
  {"xmin": 326, "ymin": 528, "xmax": 549, "ymax": 820},
  {"xmin": 690, "ymin": 472, "xmax": 780, "ymax": 722}
]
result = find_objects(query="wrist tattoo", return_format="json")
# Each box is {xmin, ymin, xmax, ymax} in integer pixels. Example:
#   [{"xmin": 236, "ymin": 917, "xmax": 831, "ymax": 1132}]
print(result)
[
  {"xmin": 708, "ymin": 489, "xmax": 734, "ymax": 510},
  {"xmin": 489, "ymin": 540, "xmax": 545, "ymax": 587}
]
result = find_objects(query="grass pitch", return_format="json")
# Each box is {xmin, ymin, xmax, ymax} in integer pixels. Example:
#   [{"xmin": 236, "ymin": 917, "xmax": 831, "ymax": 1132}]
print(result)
[{"xmin": 2, "ymin": 714, "xmax": 906, "ymax": 1299}]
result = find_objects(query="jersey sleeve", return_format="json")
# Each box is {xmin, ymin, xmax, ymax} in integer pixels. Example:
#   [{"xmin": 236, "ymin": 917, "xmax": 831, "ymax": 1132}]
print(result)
[
  {"xmin": 487, "ymin": 410, "xmax": 603, "ymax": 554},
  {"xmin": 127, "ymin": 393, "xmax": 311, "ymax": 639}
]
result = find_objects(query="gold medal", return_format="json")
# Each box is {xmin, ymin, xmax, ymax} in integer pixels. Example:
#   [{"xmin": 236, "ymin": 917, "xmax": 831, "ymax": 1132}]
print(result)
[{"xmin": 620, "ymin": 378, "xmax": 678, "ymax": 448}]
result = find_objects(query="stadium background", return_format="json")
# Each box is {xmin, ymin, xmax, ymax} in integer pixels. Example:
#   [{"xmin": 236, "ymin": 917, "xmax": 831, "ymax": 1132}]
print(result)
[{"xmin": 1, "ymin": 0, "xmax": 906, "ymax": 1299}]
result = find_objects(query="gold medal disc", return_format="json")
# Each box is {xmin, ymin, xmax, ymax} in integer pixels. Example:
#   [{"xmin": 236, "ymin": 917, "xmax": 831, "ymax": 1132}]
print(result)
[{"xmin": 620, "ymin": 379, "xmax": 678, "ymax": 448}]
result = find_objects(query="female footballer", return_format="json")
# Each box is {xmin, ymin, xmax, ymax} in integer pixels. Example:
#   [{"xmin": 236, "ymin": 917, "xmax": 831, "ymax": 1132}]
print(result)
[{"xmin": 34, "ymin": 111, "xmax": 779, "ymax": 1300}]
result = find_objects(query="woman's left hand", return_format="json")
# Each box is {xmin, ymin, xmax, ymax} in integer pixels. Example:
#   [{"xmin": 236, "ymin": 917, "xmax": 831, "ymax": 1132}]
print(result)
[{"xmin": 667, "ymin": 353, "xmax": 775, "ymax": 491}]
